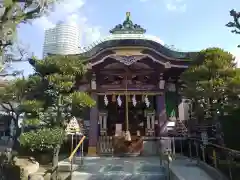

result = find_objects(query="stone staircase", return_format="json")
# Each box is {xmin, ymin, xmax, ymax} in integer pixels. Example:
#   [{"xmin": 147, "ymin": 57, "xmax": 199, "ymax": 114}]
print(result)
[{"xmin": 58, "ymin": 157, "xmax": 167, "ymax": 180}]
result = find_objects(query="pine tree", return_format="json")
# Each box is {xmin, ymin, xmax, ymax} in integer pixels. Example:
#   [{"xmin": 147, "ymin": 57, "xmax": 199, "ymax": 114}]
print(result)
[
  {"xmin": 0, "ymin": 77, "xmax": 29, "ymax": 137},
  {"xmin": 181, "ymin": 48, "xmax": 240, "ymax": 144},
  {"xmin": 181, "ymin": 48, "xmax": 240, "ymax": 120},
  {"xmin": 19, "ymin": 55, "xmax": 95, "ymax": 179}
]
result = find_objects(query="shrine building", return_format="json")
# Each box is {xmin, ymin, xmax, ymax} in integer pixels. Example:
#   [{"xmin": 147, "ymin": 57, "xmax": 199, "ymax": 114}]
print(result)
[{"xmin": 76, "ymin": 12, "xmax": 196, "ymax": 156}]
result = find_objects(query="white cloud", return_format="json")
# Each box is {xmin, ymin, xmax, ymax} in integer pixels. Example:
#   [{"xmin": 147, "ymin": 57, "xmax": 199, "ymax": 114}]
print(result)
[
  {"xmin": 236, "ymin": 56, "xmax": 240, "ymax": 68},
  {"xmin": 59, "ymin": 0, "xmax": 85, "ymax": 14},
  {"xmin": 230, "ymin": 47, "xmax": 240, "ymax": 68},
  {"xmin": 165, "ymin": 0, "xmax": 186, "ymax": 12},
  {"xmin": 33, "ymin": 0, "xmax": 85, "ymax": 29},
  {"xmin": 139, "ymin": 0, "xmax": 186, "ymax": 12},
  {"xmin": 33, "ymin": 16, "xmax": 55, "ymax": 30},
  {"xmin": 84, "ymin": 26, "xmax": 102, "ymax": 45},
  {"xmin": 33, "ymin": 0, "xmax": 102, "ymax": 46}
]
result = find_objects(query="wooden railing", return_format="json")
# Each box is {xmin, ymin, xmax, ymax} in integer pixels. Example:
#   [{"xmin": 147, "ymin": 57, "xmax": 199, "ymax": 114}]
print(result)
[{"xmin": 98, "ymin": 136, "xmax": 113, "ymax": 155}]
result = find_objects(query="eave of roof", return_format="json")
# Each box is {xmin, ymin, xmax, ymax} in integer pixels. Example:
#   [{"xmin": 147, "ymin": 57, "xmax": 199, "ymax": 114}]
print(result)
[{"xmin": 77, "ymin": 34, "xmax": 198, "ymax": 60}]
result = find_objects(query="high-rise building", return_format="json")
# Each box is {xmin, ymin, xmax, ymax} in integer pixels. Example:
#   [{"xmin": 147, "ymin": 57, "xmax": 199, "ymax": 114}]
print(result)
[{"xmin": 43, "ymin": 22, "xmax": 81, "ymax": 57}]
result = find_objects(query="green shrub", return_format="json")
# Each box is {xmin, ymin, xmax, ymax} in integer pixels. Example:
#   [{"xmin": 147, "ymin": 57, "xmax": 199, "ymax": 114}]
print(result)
[{"xmin": 19, "ymin": 127, "xmax": 65, "ymax": 152}]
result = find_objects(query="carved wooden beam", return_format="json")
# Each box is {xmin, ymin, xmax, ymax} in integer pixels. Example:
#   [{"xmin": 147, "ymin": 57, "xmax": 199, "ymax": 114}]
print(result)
[
  {"xmin": 96, "ymin": 90, "xmax": 163, "ymax": 95},
  {"xmin": 98, "ymin": 69, "xmax": 156, "ymax": 75}
]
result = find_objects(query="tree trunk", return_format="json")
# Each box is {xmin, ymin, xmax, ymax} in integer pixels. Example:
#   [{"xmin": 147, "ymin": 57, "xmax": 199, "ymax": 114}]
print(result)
[
  {"xmin": 12, "ymin": 119, "xmax": 20, "ymax": 150},
  {"xmin": 51, "ymin": 145, "xmax": 60, "ymax": 180}
]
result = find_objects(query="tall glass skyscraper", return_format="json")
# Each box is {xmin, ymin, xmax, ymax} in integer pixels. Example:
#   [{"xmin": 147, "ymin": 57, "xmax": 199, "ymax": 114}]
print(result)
[{"xmin": 43, "ymin": 22, "xmax": 81, "ymax": 57}]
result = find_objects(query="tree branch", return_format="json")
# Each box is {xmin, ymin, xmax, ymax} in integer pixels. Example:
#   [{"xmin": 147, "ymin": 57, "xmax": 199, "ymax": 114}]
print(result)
[
  {"xmin": 0, "ymin": 103, "xmax": 12, "ymax": 114},
  {"xmin": 226, "ymin": 9, "xmax": 240, "ymax": 47},
  {"xmin": 0, "ymin": 6, "xmax": 12, "ymax": 23},
  {"xmin": 0, "ymin": 101, "xmax": 18, "ymax": 121}
]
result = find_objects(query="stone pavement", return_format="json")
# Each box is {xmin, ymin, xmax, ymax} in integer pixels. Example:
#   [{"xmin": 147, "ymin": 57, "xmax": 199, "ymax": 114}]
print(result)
[
  {"xmin": 58, "ymin": 156, "xmax": 216, "ymax": 180},
  {"xmin": 60, "ymin": 156, "xmax": 166, "ymax": 180},
  {"xmin": 169, "ymin": 157, "xmax": 214, "ymax": 180}
]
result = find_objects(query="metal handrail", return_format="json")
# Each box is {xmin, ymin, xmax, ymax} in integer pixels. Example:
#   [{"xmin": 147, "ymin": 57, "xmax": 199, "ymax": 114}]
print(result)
[
  {"xmin": 68, "ymin": 135, "xmax": 86, "ymax": 161},
  {"xmin": 164, "ymin": 136, "xmax": 240, "ymax": 180},
  {"xmin": 187, "ymin": 137, "xmax": 240, "ymax": 154}
]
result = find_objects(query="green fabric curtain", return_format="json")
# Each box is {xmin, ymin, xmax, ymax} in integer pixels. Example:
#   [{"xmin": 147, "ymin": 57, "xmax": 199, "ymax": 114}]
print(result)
[{"xmin": 165, "ymin": 91, "xmax": 178, "ymax": 118}]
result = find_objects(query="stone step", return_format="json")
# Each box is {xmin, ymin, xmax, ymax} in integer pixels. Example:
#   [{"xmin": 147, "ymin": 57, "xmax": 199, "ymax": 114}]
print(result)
[
  {"xmin": 58, "ymin": 161, "xmax": 80, "ymax": 172},
  {"xmin": 59, "ymin": 156, "xmax": 167, "ymax": 179}
]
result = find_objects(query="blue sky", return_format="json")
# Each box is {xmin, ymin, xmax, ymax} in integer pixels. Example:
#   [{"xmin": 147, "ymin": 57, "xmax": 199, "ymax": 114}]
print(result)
[{"xmin": 14, "ymin": 0, "xmax": 240, "ymax": 76}]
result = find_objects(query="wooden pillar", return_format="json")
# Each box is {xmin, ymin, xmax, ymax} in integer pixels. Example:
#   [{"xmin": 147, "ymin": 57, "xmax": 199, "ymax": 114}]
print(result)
[
  {"xmin": 176, "ymin": 80, "xmax": 180, "ymax": 119},
  {"xmin": 157, "ymin": 74, "xmax": 167, "ymax": 134},
  {"xmin": 87, "ymin": 93, "xmax": 98, "ymax": 156},
  {"xmin": 157, "ymin": 95, "xmax": 167, "ymax": 125}
]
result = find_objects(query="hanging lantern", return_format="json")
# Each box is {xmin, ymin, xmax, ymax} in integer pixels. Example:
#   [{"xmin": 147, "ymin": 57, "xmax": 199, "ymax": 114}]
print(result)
[
  {"xmin": 91, "ymin": 73, "xmax": 96, "ymax": 90},
  {"xmin": 104, "ymin": 95, "xmax": 108, "ymax": 106},
  {"xmin": 132, "ymin": 95, "xmax": 137, "ymax": 107},
  {"xmin": 159, "ymin": 79, "xmax": 165, "ymax": 90},
  {"xmin": 112, "ymin": 94, "xmax": 116, "ymax": 102},
  {"xmin": 117, "ymin": 95, "xmax": 122, "ymax": 107},
  {"xmin": 165, "ymin": 62, "xmax": 171, "ymax": 69},
  {"xmin": 145, "ymin": 95, "xmax": 150, "ymax": 108}
]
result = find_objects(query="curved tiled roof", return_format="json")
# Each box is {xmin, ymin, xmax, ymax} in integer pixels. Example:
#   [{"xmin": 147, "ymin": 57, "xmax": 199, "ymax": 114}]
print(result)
[{"xmin": 79, "ymin": 34, "xmax": 196, "ymax": 60}]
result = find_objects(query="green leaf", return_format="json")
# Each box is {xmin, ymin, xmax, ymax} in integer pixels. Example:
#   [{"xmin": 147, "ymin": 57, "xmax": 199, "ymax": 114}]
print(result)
[
  {"xmin": 181, "ymin": 47, "xmax": 239, "ymax": 121},
  {"xmin": 3, "ymin": 0, "xmax": 13, "ymax": 8},
  {"xmin": 20, "ymin": 100, "xmax": 44, "ymax": 113},
  {"xmin": 70, "ymin": 92, "xmax": 96, "ymax": 108},
  {"xmin": 23, "ymin": 118, "xmax": 41, "ymax": 126},
  {"xmin": 19, "ymin": 127, "xmax": 65, "ymax": 152}
]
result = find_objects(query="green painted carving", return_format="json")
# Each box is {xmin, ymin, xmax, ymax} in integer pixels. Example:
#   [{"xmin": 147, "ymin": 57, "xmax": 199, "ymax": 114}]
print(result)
[{"xmin": 109, "ymin": 12, "xmax": 146, "ymax": 34}]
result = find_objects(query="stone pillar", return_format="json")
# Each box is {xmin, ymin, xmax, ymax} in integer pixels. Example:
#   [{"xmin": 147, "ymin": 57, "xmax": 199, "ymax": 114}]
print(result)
[{"xmin": 87, "ymin": 93, "xmax": 98, "ymax": 156}]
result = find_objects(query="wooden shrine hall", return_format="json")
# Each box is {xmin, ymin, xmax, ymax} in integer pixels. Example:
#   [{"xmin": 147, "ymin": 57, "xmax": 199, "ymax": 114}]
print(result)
[{"xmin": 76, "ymin": 12, "xmax": 196, "ymax": 156}]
